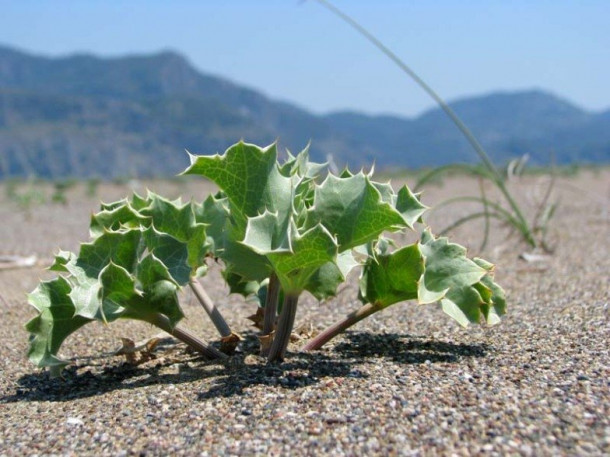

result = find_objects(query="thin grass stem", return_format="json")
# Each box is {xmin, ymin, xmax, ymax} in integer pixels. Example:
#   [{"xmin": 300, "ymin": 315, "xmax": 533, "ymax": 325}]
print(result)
[
  {"xmin": 479, "ymin": 178, "xmax": 491, "ymax": 251},
  {"xmin": 312, "ymin": 0, "xmax": 536, "ymax": 248},
  {"xmin": 414, "ymin": 164, "xmax": 489, "ymax": 192},
  {"xmin": 432, "ymin": 196, "xmax": 520, "ymax": 228},
  {"xmin": 439, "ymin": 211, "xmax": 505, "ymax": 237}
]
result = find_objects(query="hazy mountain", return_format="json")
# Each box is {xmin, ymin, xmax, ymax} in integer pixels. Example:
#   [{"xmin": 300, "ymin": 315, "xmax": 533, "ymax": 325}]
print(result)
[
  {"xmin": 0, "ymin": 44, "xmax": 608, "ymax": 178},
  {"xmin": 325, "ymin": 90, "xmax": 610, "ymax": 166}
]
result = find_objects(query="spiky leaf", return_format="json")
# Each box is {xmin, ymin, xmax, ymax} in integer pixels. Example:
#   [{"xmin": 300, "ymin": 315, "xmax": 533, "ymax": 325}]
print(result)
[
  {"xmin": 417, "ymin": 230, "xmax": 486, "ymax": 305},
  {"xmin": 306, "ymin": 172, "xmax": 408, "ymax": 251},
  {"xmin": 395, "ymin": 186, "xmax": 428, "ymax": 228},
  {"xmin": 89, "ymin": 203, "xmax": 149, "ymax": 238},
  {"xmin": 183, "ymin": 142, "xmax": 293, "ymax": 231},
  {"xmin": 243, "ymin": 213, "xmax": 338, "ymax": 294},
  {"xmin": 418, "ymin": 230, "xmax": 506, "ymax": 326},
  {"xmin": 360, "ymin": 243, "xmax": 424, "ymax": 308},
  {"xmin": 473, "ymin": 258, "xmax": 507, "ymax": 325},
  {"xmin": 25, "ymin": 277, "xmax": 92, "ymax": 376}
]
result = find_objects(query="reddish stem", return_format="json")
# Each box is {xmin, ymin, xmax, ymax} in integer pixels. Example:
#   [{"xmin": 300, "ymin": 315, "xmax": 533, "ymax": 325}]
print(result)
[
  {"xmin": 301, "ymin": 302, "xmax": 379, "ymax": 352},
  {"xmin": 189, "ymin": 278, "xmax": 232, "ymax": 337},
  {"xmin": 260, "ymin": 273, "xmax": 280, "ymax": 357},
  {"xmin": 148, "ymin": 313, "xmax": 226, "ymax": 360},
  {"xmin": 267, "ymin": 294, "xmax": 299, "ymax": 362}
]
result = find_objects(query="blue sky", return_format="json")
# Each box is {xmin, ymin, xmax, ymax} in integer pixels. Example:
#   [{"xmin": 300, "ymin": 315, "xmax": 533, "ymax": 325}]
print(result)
[{"xmin": 1, "ymin": 0, "xmax": 608, "ymax": 117}]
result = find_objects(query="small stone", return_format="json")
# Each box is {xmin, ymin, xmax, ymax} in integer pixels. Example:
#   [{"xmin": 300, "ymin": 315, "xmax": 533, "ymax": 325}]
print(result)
[{"xmin": 66, "ymin": 417, "xmax": 84, "ymax": 426}]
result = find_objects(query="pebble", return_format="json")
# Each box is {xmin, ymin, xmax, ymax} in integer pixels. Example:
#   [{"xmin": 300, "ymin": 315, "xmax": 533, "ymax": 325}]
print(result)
[{"xmin": 65, "ymin": 418, "xmax": 84, "ymax": 427}]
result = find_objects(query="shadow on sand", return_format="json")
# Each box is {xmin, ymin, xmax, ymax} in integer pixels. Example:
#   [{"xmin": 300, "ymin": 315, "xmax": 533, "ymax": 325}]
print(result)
[{"xmin": 2, "ymin": 332, "xmax": 488, "ymax": 403}]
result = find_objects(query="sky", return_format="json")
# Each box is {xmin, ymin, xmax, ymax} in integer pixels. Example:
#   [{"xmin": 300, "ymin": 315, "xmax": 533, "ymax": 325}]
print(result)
[{"xmin": 1, "ymin": 0, "xmax": 609, "ymax": 118}]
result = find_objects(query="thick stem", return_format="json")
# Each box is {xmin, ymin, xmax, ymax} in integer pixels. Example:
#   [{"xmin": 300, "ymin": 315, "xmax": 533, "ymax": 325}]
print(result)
[
  {"xmin": 148, "ymin": 312, "xmax": 226, "ymax": 360},
  {"xmin": 301, "ymin": 302, "xmax": 379, "ymax": 352},
  {"xmin": 189, "ymin": 278, "xmax": 232, "ymax": 337},
  {"xmin": 267, "ymin": 294, "xmax": 299, "ymax": 362},
  {"xmin": 259, "ymin": 273, "xmax": 280, "ymax": 357}
]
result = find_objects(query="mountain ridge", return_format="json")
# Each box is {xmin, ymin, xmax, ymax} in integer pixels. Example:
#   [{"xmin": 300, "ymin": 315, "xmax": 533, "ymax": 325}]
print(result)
[{"xmin": 0, "ymin": 45, "xmax": 608, "ymax": 178}]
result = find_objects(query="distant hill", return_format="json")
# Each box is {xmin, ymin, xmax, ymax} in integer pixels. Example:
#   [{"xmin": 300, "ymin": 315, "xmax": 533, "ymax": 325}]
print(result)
[{"xmin": 0, "ymin": 44, "xmax": 608, "ymax": 178}]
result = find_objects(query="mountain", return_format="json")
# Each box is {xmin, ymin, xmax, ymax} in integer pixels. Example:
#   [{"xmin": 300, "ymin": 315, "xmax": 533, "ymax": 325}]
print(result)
[
  {"xmin": 324, "ymin": 91, "xmax": 610, "ymax": 167},
  {"xmin": 0, "ymin": 44, "xmax": 608, "ymax": 178}
]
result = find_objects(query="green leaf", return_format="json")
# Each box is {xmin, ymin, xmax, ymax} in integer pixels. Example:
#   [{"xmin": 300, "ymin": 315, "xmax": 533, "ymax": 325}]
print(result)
[
  {"xmin": 78, "ymin": 229, "xmax": 143, "ymax": 276},
  {"xmin": 193, "ymin": 193, "xmax": 271, "ymax": 281},
  {"xmin": 223, "ymin": 268, "xmax": 261, "ymax": 298},
  {"xmin": 371, "ymin": 180, "xmax": 395, "ymax": 204},
  {"xmin": 394, "ymin": 186, "xmax": 428, "ymax": 228},
  {"xmin": 140, "ymin": 193, "xmax": 194, "ymax": 242},
  {"xmin": 100, "ymin": 198, "xmax": 129, "ymax": 211},
  {"xmin": 140, "ymin": 193, "xmax": 208, "ymax": 272},
  {"xmin": 360, "ymin": 243, "xmax": 424, "ymax": 308},
  {"xmin": 243, "ymin": 215, "xmax": 337, "ymax": 295},
  {"xmin": 183, "ymin": 141, "xmax": 293, "ymax": 232},
  {"xmin": 25, "ymin": 277, "xmax": 92, "ymax": 376},
  {"xmin": 94, "ymin": 256, "xmax": 183, "ymax": 327},
  {"xmin": 49, "ymin": 250, "xmax": 74, "ymax": 272},
  {"xmin": 304, "ymin": 262, "xmax": 344, "ymax": 301},
  {"xmin": 97, "ymin": 262, "xmax": 136, "ymax": 320},
  {"xmin": 417, "ymin": 230, "xmax": 506, "ymax": 327},
  {"xmin": 267, "ymin": 224, "xmax": 337, "ymax": 294},
  {"xmin": 305, "ymin": 250, "xmax": 359, "ymax": 301},
  {"xmin": 183, "ymin": 142, "xmax": 294, "ymax": 284},
  {"xmin": 131, "ymin": 255, "xmax": 184, "ymax": 326},
  {"xmin": 417, "ymin": 230, "xmax": 486, "ymax": 305},
  {"xmin": 440, "ymin": 285, "xmax": 487, "ymax": 327},
  {"xmin": 89, "ymin": 203, "xmax": 149, "ymax": 238},
  {"xmin": 194, "ymin": 193, "xmax": 230, "ymax": 255},
  {"xmin": 143, "ymin": 227, "xmax": 191, "ymax": 285},
  {"xmin": 473, "ymin": 258, "xmax": 507, "ymax": 325},
  {"xmin": 57, "ymin": 230, "xmax": 143, "ymax": 320},
  {"xmin": 129, "ymin": 192, "xmax": 149, "ymax": 211},
  {"xmin": 339, "ymin": 168, "xmax": 354, "ymax": 178},
  {"xmin": 280, "ymin": 144, "xmax": 327, "ymax": 179},
  {"xmin": 242, "ymin": 211, "xmax": 292, "ymax": 254},
  {"xmin": 306, "ymin": 172, "xmax": 408, "ymax": 251}
]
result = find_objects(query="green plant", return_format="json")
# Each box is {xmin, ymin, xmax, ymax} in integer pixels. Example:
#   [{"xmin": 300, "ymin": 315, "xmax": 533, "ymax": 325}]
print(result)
[
  {"xmin": 26, "ymin": 141, "xmax": 505, "ymax": 375},
  {"xmin": 5, "ymin": 179, "xmax": 46, "ymax": 213},
  {"xmin": 310, "ymin": 0, "xmax": 556, "ymax": 251},
  {"xmin": 85, "ymin": 178, "xmax": 100, "ymax": 198},
  {"xmin": 51, "ymin": 178, "xmax": 77, "ymax": 204}
]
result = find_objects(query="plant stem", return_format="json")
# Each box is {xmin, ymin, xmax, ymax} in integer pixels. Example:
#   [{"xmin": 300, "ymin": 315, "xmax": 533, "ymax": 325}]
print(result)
[
  {"xmin": 260, "ymin": 273, "xmax": 280, "ymax": 357},
  {"xmin": 189, "ymin": 278, "xmax": 240, "ymax": 354},
  {"xmin": 267, "ymin": 294, "xmax": 299, "ymax": 362},
  {"xmin": 189, "ymin": 278, "xmax": 231, "ymax": 337},
  {"xmin": 478, "ymin": 177, "xmax": 491, "ymax": 252},
  {"xmin": 312, "ymin": 0, "xmax": 536, "ymax": 248},
  {"xmin": 147, "ymin": 312, "xmax": 226, "ymax": 360},
  {"xmin": 301, "ymin": 302, "xmax": 379, "ymax": 352}
]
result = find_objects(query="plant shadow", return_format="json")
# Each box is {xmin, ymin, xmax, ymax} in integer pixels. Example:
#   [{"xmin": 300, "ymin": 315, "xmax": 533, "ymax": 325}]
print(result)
[
  {"xmin": 332, "ymin": 332, "xmax": 489, "ymax": 364},
  {"xmin": 195, "ymin": 332, "xmax": 489, "ymax": 400},
  {"xmin": 196, "ymin": 351, "xmax": 355, "ymax": 400},
  {"xmin": 2, "ymin": 353, "xmax": 225, "ymax": 404},
  {"xmin": 2, "ymin": 332, "xmax": 488, "ymax": 403}
]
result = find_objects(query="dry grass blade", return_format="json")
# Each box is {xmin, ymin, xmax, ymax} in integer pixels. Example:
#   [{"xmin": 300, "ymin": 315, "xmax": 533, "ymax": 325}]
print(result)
[{"xmin": 0, "ymin": 255, "xmax": 37, "ymax": 271}]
